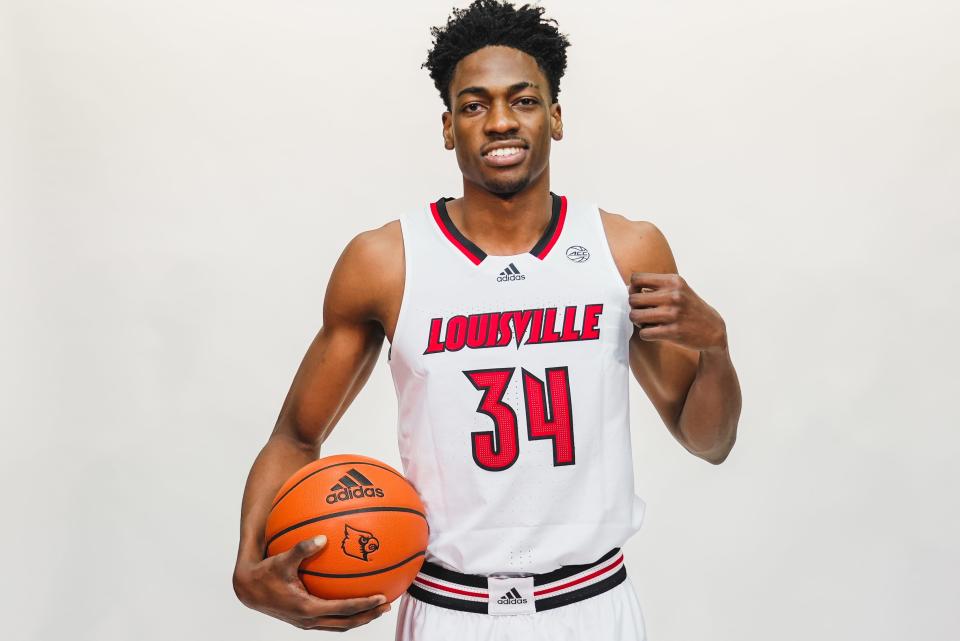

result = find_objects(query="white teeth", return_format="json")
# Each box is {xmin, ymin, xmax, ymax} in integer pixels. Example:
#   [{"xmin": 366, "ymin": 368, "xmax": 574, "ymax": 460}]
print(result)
[{"xmin": 486, "ymin": 147, "xmax": 522, "ymax": 157}]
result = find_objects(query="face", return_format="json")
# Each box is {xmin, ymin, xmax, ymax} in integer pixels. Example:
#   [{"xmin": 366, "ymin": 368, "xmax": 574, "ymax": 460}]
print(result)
[{"xmin": 442, "ymin": 45, "xmax": 563, "ymax": 197}]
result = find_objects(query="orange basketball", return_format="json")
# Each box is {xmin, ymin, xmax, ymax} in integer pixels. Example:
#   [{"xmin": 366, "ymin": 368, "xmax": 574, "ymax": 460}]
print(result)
[{"xmin": 264, "ymin": 454, "xmax": 429, "ymax": 602}]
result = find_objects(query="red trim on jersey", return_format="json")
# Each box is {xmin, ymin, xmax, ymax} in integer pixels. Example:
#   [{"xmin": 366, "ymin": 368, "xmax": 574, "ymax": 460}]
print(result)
[
  {"xmin": 532, "ymin": 194, "xmax": 567, "ymax": 260},
  {"xmin": 430, "ymin": 193, "xmax": 566, "ymax": 266},
  {"xmin": 431, "ymin": 200, "xmax": 484, "ymax": 265}
]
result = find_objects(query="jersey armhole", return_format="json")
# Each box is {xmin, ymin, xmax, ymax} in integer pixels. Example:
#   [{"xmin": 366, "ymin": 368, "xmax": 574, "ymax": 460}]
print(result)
[
  {"xmin": 388, "ymin": 214, "xmax": 412, "ymax": 361},
  {"xmin": 591, "ymin": 204, "xmax": 630, "ymax": 288}
]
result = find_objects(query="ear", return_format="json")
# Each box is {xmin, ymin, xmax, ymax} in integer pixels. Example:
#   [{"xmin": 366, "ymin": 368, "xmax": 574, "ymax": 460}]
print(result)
[
  {"xmin": 442, "ymin": 111, "xmax": 455, "ymax": 150},
  {"xmin": 550, "ymin": 102, "xmax": 563, "ymax": 141}
]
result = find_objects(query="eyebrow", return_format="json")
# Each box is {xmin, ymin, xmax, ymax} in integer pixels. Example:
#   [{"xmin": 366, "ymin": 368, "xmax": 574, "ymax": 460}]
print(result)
[{"xmin": 456, "ymin": 81, "xmax": 540, "ymax": 100}]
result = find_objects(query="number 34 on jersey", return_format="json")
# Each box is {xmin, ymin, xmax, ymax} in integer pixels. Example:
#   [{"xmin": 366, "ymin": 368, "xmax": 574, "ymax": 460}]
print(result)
[{"xmin": 463, "ymin": 366, "xmax": 575, "ymax": 472}]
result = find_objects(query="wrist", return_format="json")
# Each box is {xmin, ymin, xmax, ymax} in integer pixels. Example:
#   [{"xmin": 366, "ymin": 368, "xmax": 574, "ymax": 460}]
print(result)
[
  {"xmin": 702, "ymin": 323, "xmax": 728, "ymax": 355},
  {"xmin": 700, "ymin": 334, "xmax": 729, "ymax": 359}
]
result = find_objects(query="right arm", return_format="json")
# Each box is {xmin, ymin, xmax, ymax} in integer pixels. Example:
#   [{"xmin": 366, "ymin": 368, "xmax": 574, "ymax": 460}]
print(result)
[{"xmin": 232, "ymin": 224, "xmax": 402, "ymax": 631}]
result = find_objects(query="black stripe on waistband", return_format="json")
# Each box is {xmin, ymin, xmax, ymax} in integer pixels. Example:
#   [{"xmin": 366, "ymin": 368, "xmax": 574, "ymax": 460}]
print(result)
[{"xmin": 535, "ymin": 565, "xmax": 627, "ymax": 612}]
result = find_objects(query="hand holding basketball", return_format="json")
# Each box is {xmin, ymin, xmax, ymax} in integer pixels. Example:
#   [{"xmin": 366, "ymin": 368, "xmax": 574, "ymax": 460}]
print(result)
[
  {"xmin": 263, "ymin": 454, "xmax": 429, "ymax": 601},
  {"xmin": 232, "ymin": 535, "xmax": 391, "ymax": 631}
]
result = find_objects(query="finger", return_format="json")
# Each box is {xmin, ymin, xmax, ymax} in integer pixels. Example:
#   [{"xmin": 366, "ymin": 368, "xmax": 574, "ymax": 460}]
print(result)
[
  {"xmin": 629, "ymin": 282, "xmax": 677, "ymax": 297},
  {"xmin": 629, "ymin": 307, "xmax": 676, "ymax": 326},
  {"xmin": 635, "ymin": 322, "xmax": 677, "ymax": 341},
  {"xmin": 308, "ymin": 603, "xmax": 392, "ymax": 631},
  {"xmin": 628, "ymin": 290, "xmax": 676, "ymax": 306},
  {"xmin": 629, "ymin": 272, "xmax": 678, "ymax": 290},
  {"xmin": 299, "ymin": 594, "xmax": 388, "ymax": 618},
  {"xmin": 278, "ymin": 535, "xmax": 328, "ymax": 572}
]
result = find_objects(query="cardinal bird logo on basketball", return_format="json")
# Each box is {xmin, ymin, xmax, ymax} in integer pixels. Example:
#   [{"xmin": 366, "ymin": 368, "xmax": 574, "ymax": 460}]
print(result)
[{"xmin": 341, "ymin": 524, "xmax": 380, "ymax": 561}]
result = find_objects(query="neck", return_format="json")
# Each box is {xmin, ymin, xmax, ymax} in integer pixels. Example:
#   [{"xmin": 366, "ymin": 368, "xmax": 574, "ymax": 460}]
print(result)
[{"xmin": 448, "ymin": 174, "xmax": 553, "ymax": 257}]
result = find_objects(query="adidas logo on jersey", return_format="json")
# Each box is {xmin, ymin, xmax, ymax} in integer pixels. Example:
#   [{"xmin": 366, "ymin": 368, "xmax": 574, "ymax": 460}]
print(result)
[
  {"xmin": 496, "ymin": 263, "xmax": 525, "ymax": 282},
  {"xmin": 496, "ymin": 588, "xmax": 528, "ymax": 605},
  {"xmin": 325, "ymin": 468, "xmax": 385, "ymax": 504}
]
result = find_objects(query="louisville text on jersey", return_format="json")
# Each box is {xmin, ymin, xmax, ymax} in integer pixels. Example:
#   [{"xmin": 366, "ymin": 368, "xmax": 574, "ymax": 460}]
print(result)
[{"xmin": 423, "ymin": 304, "xmax": 603, "ymax": 355}]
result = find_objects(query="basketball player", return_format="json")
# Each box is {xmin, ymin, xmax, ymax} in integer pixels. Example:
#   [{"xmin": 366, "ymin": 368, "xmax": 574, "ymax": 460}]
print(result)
[{"xmin": 232, "ymin": 1, "xmax": 741, "ymax": 638}]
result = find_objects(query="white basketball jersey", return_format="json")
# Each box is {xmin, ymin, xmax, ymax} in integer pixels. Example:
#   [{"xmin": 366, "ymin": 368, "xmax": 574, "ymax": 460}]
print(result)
[{"xmin": 388, "ymin": 192, "xmax": 645, "ymax": 575}]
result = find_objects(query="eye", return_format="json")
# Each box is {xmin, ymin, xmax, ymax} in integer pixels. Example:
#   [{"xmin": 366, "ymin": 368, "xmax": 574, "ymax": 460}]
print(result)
[
  {"xmin": 517, "ymin": 97, "xmax": 538, "ymax": 106},
  {"xmin": 463, "ymin": 103, "xmax": 483, "ymax": 113}
]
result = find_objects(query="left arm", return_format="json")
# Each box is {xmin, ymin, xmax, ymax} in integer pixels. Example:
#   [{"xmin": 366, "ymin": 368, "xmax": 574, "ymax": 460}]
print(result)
[{"xmin": 602, "ymin": 212, "xmax": 742, "ymax": 464}]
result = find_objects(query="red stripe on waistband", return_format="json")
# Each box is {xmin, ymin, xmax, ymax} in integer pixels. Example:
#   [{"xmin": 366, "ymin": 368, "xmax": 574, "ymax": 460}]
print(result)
[
  {"xmin": 534, "ymin": 554, "xmax": 624, "ymax": 597},
  {"xmin": 413, "ymin": 576, "xmax": 489, "ymax": 599}
]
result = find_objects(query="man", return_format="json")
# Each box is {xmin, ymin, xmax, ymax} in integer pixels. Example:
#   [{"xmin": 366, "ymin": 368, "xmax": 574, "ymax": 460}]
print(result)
[{"xmin": 232, "ymin": 1, "xmax": 741, "ymax": 638}]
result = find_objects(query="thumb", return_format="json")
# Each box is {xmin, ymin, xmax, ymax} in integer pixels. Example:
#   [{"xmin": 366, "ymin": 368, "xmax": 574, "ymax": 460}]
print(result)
[{"xmin": 279, "ymin": 535, "xmax": 328, "ymax": 572}]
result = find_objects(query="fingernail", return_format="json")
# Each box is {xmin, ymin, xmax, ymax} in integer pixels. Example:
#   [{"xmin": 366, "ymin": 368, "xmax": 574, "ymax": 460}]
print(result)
[
  {"xmin": 313, "ymin": 535, "xmax": 327, "ymax": 546},
  {"xmin": 376, "ymin": 596, "xmax": 387, "ymax": 605}
]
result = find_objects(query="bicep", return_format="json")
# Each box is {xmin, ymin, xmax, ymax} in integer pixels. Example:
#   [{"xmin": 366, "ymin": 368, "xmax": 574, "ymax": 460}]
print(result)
[
  {"xmin": 276, "ymin": 320, "xmax": 383, "ymax": 445},
  {"xmin": 272, "ymin": 235, "xmax": 386, "ymax": 449}
]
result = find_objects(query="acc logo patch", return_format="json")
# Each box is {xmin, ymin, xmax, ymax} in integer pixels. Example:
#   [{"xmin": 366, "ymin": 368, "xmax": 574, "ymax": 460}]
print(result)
[{"xmin": 566, "ymin": 245, "xmax": 590, "ymax": 262}]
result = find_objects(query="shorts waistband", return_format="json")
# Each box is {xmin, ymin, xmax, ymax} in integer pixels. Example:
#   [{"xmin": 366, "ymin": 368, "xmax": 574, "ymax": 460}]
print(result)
[{"xmin": 406, "ymin": 548, "xmax": 626, "ymax": 614}]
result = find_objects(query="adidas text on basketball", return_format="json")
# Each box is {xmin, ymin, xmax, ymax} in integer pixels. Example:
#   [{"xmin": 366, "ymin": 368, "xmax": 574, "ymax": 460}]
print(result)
[{"xmin": 325, "ymin": 468, "xmax": 386, "ymax": 504}]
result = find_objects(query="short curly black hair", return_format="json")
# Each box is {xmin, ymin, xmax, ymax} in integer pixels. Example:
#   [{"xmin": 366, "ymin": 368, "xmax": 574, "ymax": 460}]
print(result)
[{"xmin": 422, "ymin": 0, "xmax": 572, "ymax": 112}]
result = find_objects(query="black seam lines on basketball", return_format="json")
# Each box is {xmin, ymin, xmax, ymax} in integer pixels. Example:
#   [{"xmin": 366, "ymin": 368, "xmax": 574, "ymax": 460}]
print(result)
[
  {"xmin": 265, "ymin": 506, "xmax": 427, "ymax": 553},
  {"xmin": 298, "ymin": 551, "xmax": 426, "ymax": 579},
  {"xmin": 271, "ymin": 461, "xmax": 405, "ymax": 510}
]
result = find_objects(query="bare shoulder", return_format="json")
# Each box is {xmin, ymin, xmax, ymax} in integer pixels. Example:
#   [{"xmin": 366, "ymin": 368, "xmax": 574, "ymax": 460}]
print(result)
[
  {"xmin": 599, "ymin": 209, "xmax": 678, "ymax": 284},
  {"xmin": 324, "ymin": 220, "xmax": 404, "ymax": 327}
]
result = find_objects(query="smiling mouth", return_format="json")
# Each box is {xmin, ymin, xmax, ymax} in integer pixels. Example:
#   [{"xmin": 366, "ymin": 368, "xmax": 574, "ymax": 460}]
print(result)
[{"xmin": 482, "ymin": 146, "xmax": 528, "ymax": 167}]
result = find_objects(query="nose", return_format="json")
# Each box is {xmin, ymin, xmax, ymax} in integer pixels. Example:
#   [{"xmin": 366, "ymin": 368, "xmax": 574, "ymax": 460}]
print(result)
[{"xmin": 484, "ymin": 98, "xmax": 520, "ymax": 134}]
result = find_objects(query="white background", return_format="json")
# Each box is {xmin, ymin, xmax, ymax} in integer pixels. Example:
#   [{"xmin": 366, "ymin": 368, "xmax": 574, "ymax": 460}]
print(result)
[{"xmin": 3, "ymin": 0, "xmax": 958, "ymax": 639}]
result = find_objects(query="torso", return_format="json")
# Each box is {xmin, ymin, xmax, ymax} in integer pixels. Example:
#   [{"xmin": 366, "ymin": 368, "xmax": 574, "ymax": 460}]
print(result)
[{"xmin": 379, "ymin": 191, "xmax": 652, "ymax": 574}]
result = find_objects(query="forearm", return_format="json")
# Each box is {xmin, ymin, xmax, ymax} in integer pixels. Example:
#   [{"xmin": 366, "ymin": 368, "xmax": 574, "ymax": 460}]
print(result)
[
  {"xmin": 676, "ymin": 345, "xmax": 741, "ymax": 464},
  {"xmin": 235, "ymin": 432, "xmax": 318, "ymax": 567},
  {"xmin": 234, "ymin": 320, "xmax": 383, "ymax": 569}
]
